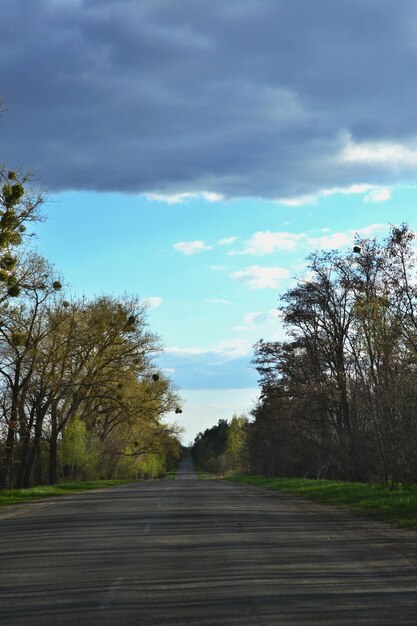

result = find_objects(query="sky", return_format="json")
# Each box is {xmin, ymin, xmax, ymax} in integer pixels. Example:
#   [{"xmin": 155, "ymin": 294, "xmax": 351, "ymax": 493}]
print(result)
[{"xmin": 2, "ymin": 0, "xmax": 417, "ymax": 443}]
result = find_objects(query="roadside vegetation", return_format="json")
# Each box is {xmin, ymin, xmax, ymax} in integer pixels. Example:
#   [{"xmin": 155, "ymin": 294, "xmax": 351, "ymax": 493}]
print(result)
[
  {"xmin": 0, "ymin": 159, "xmax": 182, "ymax": 490},
  {"xmin": 191, "ymin": 225, "xmax": 417, "ymax": 529},
  {"xmin": 0, "ymin": 479, "xmax": 132, "ymax": 507},
  {"xmin": 163, "ymin": 469, "xmax": 177, "ymax": 480},
  {"xmin": 228, "ymin": 476, "xmax": 417, "ymax": 529},
  {"xmin": 193, "ymin": 225, "xmax": 417, "ymax": 486}
]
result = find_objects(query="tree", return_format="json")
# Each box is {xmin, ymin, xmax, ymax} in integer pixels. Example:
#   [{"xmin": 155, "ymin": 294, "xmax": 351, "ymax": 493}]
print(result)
[
  {"xmin": 0, "ymin": 254, "xmax": 63, "ymax": 487},
  {"xmin": 249, "ymin": 225, "xmax": 417, "ymax": 483}
]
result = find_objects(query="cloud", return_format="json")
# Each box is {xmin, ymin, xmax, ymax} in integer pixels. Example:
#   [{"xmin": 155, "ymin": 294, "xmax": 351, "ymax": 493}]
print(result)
[
  {"xmin": 234, "ymin": 308, "xmax": 286, "ymax": 338},
  {"xmin": 364, "ymin": 187, "xmax": 391, "ymax": 203},
  {"xmin": 307, "ymin": 224, "xmax": 384, "ymax": 250},
  {"xmin": 231, "ymin": 231, "xmax": 304, "ymax": 255},
  {"xmin": 3, "ymin": 1, "xmax": 417, "ymax": 198},
  {"xmin": 218, "ymin": 236, "xmax": 238, "ymax": 246},
  {"xmin": 234, "ymin": 311, "xmax": 263, "ymax": 332},
  {"xmin": 230, "ymin": 224, "xmax": 386, "ymax": 256},
  {"xmin": 231, "ymin": 265, "xmax": 289, "ymax": 289},
  {"xmin": 148, "ymin": 191, "xmax": 223, "ymax": 204},
  {"xmin": 145, "ymin": 296, "xmax": 163, "ymax": 309},
  {"xmin": 206, "ymin": 298, "xmax": 232, "ymax": 305},
  {"xmin": 342, "ymin": 140, "xmax": 417, "ymax": 167},
  {"xmin": 167, "ymin": 338, "xmax": 253, "ymax": 359},
  {"xmin": 173, "ymin": 240, "xmax": 212, "ymax": 255},
  {"xmin": 243, "ymin": 312, "xmax": 263, "ymax": 325},
  {"xmin": 307, "ymin": 232, "xmax": 352, "ymax": 249},
  {"xmin": 279, "ymin": 183, "xmax": 391, "ymax": 207},
  {"xmin": 158, "ymin": 342, "xmax": 258, "ymax": 391}
]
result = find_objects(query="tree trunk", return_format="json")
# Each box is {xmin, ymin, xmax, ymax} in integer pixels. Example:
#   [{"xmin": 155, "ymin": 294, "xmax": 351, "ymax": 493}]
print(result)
[
  {"xmin": 48, "ymin": 408, "xmax": 58, "ymax": 485},
  {"xmin": 0, "ymin": 421, "xmax": 16, "ymax": 488},
  {"xmin": 21, "ymin": 412, "xmax": 44, "ymax": 488},
  {"xmin": 15, "ymin": 432, "xmax": 30, "ymax": 489}
]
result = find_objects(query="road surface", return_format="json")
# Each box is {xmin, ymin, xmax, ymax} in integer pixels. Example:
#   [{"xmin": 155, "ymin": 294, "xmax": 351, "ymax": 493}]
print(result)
[{"xmin": 2, "ymin": 458, "xmax": 417, "ymax": 624}]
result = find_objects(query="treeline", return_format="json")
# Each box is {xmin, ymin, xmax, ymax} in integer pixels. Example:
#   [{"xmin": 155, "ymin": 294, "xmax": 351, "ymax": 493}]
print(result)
[
  {"xmin": 0, "ymin": 170, "xmax": 182, "ymax": 488},
  {"xmin": 192, "ymin": 415, "xmax": 248, "ymax": 475},
  {"xmin": 194, "ymin": 225, "xmax": 417, "ymax": 485}
]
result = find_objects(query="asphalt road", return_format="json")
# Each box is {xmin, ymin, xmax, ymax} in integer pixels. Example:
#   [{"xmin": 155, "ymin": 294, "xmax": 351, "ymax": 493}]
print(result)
[{"xmin": 2, "ymin": 460, "xmax": 417, "ymax": 625}]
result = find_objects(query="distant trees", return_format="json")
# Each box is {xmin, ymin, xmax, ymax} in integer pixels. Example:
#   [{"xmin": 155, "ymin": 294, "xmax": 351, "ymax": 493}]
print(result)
[
  {"xmin": 192, "ymin": 415, "xmax": 248, "ymax": 475},
  {"xmin": 247, "ymin": 225, "xmax": 417, "ymax": 484}
]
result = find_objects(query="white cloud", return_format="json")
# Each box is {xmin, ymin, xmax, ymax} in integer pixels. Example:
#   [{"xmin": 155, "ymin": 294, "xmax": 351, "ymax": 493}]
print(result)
[
  {"xmin": 166, "ymin": 346, "xmax": 207, "ymax": 356},
  {"xmin": 233, "ymin": 308, "xmax": 286, "ymax": 339},
  {"xmin": 342, "ymin": 140, "xmax": 417, "ymax": 166},
  {"xmin": 279, "ymin": 183, "xmax": 380, "ymax": 207},
  {"xmin": 243, "ymin": 311, "xmax": 263, "ymax": 325},
  {"xmin": 206, "ymin": 298, "xmax": 232, "ymax": 305},
  {"xmin": 234, "ymin": 311, "xmax": 263, "ymax": 332},
  {"xmin": 231, "ymin": 230, "xmax": 304, "ymax": 255},
  {"xmin": 279, "ymin": 193, "xmax": 320, "ymax": 207},
  {"xmin": 218, "ymin": 236, "xmax": 238, "ymax": 246},
  {"xmin": 307, "ymin": 223, "xmax": 384, "ymax": 250},
  {"xmin": 364, "ymin": 187, "xmax": 391, "ymax": 203},
  {"xmin": 166, "ymin": 338, "xmax": 252, "ymax": 359},
  {"xmin": 148, "ymin": 191, "xmax": 224, "ymax": 204},
  {"xmin": 145, "ymin": 296, "xmax": 163, "ymax": 309},
  {"xmin": 225, "ymin": 224, "xmax": 386, "ymax": 262},
  {"xmin": 173, "ymin": 240, "xmax": 212, "ymax": 255},
  {"xmin": 307, "ymin": 232, "xmax": 352, "ymax": 249},
  {"xmin": 267, "ymin": 308, "xmax": 283, "ymax": 322},
  {"xmin": 231, "ymin": 265, "xmax": 290, "ymax": 289},
  {"xmin": 215, "ymin": 339, "xmax": 253, "ymax": 358},
  {"xmin": 322, "ymin": 183, "xmax": 376, "ymax": 197},
  {"xmin": 203, "ymin": 192, "xmax": 224, "ymax": 203},
  {"xmin": 356, "ymin": 223, "xmax": 386, "ymax": 236},
  {"xmin": 231, "ymin": 223, "xmax": 388, "ymax": 257}
]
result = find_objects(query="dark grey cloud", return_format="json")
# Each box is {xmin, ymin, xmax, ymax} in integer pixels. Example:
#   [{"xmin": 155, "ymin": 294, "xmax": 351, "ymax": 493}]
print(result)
[{"xmin": 2, "ymin": 0, "xmax": 417, "ymax": 198}]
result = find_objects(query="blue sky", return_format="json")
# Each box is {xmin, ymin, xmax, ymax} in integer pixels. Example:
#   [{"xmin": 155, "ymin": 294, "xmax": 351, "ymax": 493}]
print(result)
[
  {"xmin": 3, "ymin": 0, "xmax": 417, "ymax": 441},
  {"xmin": 32, "ymin": 187, "xmax": 417, "ymax": 442}
]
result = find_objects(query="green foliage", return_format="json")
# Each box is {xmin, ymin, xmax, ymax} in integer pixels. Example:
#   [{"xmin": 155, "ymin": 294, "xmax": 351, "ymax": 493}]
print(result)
[
  {"xmin": 192, "ymin": 416, "xmax": 248, "ymax": 475},
  {"xmin": 7, "ymin": 284, "xmax": 20, "ymax": 297},
  {"xmin": 0, "ymin": 480, "xmax": 133, "ymax": 508},
  {"xmin": 227, "ymin": 476, "xmax": 417, "ymax": 529},
  {"xmin": 0, "ymin": 253, "xmax": 17, "ymax": 270},
  {"xmin": 0, "ymin": 157, "xmax": 180, "ymax": 491},
  {"xmin": 117, "ymin": 452, "xmax": 165, "ymax": 479},
  {"xmin": 2, "ymin": 182, "xmax": 24, "ymax": 208},
  {"xmin": 227, "ymin": 414, "xmax": 248, "ymax": 470},
  {"xmin": 61, "ymin": 418, "xmax": 99, "ymax": 481},
  {"xmin": 10, "ymin": 332, "xmax": 26, "ymax": 347}
]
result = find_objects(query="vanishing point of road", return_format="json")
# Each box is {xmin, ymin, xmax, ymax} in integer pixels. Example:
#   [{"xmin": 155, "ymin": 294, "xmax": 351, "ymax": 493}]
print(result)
[{"xmin": 2, "ymin": 457, "xmax": 417, "ymax": 625}]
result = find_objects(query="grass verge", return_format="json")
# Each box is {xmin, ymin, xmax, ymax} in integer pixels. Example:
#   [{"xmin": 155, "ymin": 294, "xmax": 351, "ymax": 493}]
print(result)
[
  {"xmin": 227, "ymin": 476, "xmax": 417, "ymax": 530},
  {"xmin": 163, "ymin": 469, "xmax": 177, "ymax": 480},
  {"xmin": 194, "ymin": 464, "xmax": 219, "ymax": 479},
  {"xmin": 0, "ymin": 479, "xmax": 132, "ymax": 508}
]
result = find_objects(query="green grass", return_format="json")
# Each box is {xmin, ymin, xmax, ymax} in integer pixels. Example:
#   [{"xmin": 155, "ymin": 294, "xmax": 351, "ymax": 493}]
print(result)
[
  {"xmin": 194, "ymin": 464, "xmax": 220, "ymax": 479},
  {"xmin": 0, "ymin": 479, "xmax": 132, "ymax": 508},
  {"xmin": 163, "ymin": 469, "xmax": 177, "ymax": 480},
  {"xmin": 227, "ymin": 476, "xmax": 417, "ymax": 529}
]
